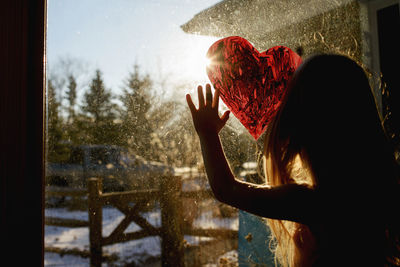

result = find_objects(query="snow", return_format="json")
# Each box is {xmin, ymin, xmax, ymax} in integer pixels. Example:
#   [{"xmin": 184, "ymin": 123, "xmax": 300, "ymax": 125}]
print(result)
[
  {"xmin": 45, "ymin": 253, "xmax": 90, "ymax": 266},
  {"xmin": 45, "ymin": 206, "xmax": 238, "ymax": 266}
]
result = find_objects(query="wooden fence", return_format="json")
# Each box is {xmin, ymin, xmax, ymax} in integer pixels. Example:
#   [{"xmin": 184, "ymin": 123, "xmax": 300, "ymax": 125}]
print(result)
[{"xmin": 45, "ymin": 176, "xmax": 238, "ymax": 266}]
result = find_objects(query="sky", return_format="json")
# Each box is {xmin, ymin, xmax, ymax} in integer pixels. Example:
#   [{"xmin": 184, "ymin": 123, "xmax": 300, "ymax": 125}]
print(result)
[{"xmin": 47, "ymin": 0, "xmax": 222, "ymax": 99}]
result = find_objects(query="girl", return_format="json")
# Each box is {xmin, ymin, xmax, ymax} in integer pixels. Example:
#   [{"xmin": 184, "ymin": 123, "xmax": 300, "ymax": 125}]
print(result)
[{"xmin": 186, "ymin": 54, "xmax": 399, "ymax": 266}]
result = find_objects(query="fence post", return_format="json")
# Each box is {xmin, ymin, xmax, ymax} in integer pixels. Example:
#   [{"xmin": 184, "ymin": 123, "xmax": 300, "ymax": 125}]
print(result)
[
  {"xmin": 88, "ymin": 178, "xmax": 102, "ymax": 267},
  {"xmin": 160, "ymin": 176, "xmax": 184, "ymax": 267}
]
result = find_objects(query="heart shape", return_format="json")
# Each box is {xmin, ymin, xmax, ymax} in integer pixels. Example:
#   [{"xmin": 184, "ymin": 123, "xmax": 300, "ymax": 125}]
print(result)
[{"xmin": 206, "ymin": 36, "xmax": 302, "ymax": 139}]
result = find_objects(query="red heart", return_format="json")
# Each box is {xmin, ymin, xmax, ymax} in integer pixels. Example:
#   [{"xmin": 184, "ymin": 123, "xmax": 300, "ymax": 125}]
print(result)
[{"xmin": 206, "ymin": 36, "xmax": 302, "ymax": 140}]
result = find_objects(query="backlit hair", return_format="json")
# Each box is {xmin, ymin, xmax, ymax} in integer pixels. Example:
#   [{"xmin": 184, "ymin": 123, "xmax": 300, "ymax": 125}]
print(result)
[{"xmin": 263, "ymin": 54, "xmax": 399, "ymax": 267}]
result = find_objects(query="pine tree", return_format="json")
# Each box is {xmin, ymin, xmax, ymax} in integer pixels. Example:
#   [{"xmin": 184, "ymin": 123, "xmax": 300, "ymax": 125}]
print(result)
[
  {"xmin": 64, "ymin": 73, "xmax": 88, "ymax": 145},
  {"xmin": 65, "ymin": 74, "xmax": 77, "ymax": 123},
  {"xmin": 82, "ymin": 69, "xmax": 120, "ymax": 145},
  {"xmin": 120, "ymin": 65, "xmax": 154, "ymax": 157},
  {"xmin": 47, "ymin": 79, "xmax": 69, "ymax": 162}
]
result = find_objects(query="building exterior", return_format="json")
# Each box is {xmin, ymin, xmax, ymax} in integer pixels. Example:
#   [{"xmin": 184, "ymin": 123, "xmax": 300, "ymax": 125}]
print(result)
[{"xmin": 182, "ymin": 0, "xmax": 400, "ymax": 153}]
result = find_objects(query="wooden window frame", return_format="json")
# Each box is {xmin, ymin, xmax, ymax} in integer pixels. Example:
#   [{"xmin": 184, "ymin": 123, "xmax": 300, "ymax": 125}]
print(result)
[{"xmin": 1, "ymin": 1, "xmax": 46, "ymax": 266}]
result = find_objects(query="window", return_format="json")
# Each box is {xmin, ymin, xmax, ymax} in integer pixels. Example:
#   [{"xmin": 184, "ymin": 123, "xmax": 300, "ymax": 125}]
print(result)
[
  {"xmin": 89, "ymin": 147, "xmax": 111, "ymax": 165},
  {"xmin": 44, "ymin": 0, "xmax": 399, "ymax": 266},
  {"xmin": 69, "ymin": 148, "xmax": 84, "ymax": 165}
]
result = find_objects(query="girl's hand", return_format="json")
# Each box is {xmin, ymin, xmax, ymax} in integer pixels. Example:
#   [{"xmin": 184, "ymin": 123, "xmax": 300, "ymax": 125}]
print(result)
[{"xmin": 186, "ymin": 84, "xmax": 230, "ymax": 137}]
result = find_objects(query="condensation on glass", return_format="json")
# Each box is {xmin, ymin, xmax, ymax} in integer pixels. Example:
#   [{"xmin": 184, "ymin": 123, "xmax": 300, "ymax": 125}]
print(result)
[{"xmin": 44, "ymin": 0, "xmax": 399, "ymax": 266}]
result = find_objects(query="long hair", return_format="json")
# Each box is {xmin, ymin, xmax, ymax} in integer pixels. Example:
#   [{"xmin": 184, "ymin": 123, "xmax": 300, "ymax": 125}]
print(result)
[{"xmin": 263, "ymin": 54, "xmax": 399, "ymax": 266}]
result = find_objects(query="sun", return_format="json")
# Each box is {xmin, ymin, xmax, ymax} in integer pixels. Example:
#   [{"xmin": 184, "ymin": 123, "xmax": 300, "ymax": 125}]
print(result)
[
  {"xmin": 182, "ymin": 43, "xmax": 214, "ymax": 79},
  {"xmin": 183, "ymin": 43, "xmax": 216, "ymax": 81},
  {"xmin": 172, "ymin": 36, "xmax": 218, "ymax": 82},
  {"xmin": 161, "ymin": 35, "xmax": 218, "ymax": 84}
]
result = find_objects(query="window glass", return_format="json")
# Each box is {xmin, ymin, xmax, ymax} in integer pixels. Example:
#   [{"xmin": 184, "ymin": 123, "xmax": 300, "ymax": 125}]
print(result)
[
  {"xmin": 45, "ymin": 0, "xmax": 393, "ymax": 266},
  {"xmin": 89, "ymin": 147, "xmax": 111, "ymax": 165},
  {"xmin": 68, "ymin": 147, "xmax": 84, "ymax": 165}
]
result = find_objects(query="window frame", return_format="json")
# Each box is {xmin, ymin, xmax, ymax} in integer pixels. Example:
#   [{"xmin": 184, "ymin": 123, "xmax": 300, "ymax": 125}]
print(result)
[
  {"xmin": 367, "ymin": 0, "xmax": 400, "ymax": 81},
  {"xmin": 0, "ymin": 0, "xmax": 46, "ymax": 266}
]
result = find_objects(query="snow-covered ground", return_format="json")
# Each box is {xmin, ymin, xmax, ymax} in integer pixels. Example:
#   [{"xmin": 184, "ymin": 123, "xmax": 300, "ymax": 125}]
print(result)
[{"xmin": 45, "ymin": 206, "xmax": 238, "ymax": 266}]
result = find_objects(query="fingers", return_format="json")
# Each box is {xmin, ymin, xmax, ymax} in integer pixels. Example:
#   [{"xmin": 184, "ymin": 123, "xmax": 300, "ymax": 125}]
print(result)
[
  {"xmin": 197, "ymin": 85, "xmax": 205, "ymax": 108},
  {"xmin": 205, "ymin": 83, "xmax": 213, "ymax": 107},
  {"xmin": 186, "ymin": 94, "xmax": 196, "ymax": 116},
  {"xmin": 187, "ymin": 84, "xmax": 230, "ymax": 132},
  {"xmin": 221, "ymin": 110, "xmax": 230, "ymax": 124},
  {"xmin": 212, "ymin": 87, "xmax": 220, "ymax": 109},
  {"xmin": 191, "ymin": 83, "xmax": 217, "ymax": 111}
]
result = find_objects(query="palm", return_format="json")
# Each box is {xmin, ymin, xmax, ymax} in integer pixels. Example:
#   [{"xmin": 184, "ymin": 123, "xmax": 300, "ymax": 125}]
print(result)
[{"xmin": 186, "ymin": 84, "xmax": 230, "ymax": 136}]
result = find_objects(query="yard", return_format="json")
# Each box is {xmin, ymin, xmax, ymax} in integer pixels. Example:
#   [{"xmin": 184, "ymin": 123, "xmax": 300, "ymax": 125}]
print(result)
[{"xmin": 45, "ymin": 182, "xmax": 239, "ymax": 266}]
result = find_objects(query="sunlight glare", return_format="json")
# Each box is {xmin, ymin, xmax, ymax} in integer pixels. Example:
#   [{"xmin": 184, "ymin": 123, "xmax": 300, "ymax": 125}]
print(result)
[
  {"xmin": 205, "ymin": 57, "xmax": 212, "ymax": 68},
  {"xmin": 162, "ymin": 35, "xmax": 218, "ymax": 84}
]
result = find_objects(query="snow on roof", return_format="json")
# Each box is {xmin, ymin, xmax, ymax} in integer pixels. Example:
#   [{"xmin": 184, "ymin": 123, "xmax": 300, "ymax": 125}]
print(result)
[{"xmin": 181, "ymin": 0, "xmax": 354, "ymax": 38}]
